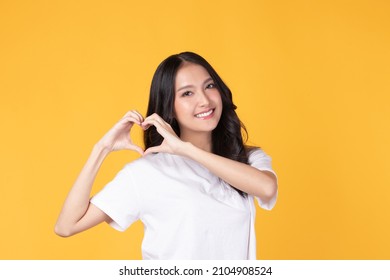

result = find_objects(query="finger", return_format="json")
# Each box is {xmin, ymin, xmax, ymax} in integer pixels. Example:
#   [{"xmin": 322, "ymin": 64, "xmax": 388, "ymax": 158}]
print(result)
[
  {"xmin": 142, "ymin": 116, "xmax": 166, "ymax": 130},
  {"xmin": 120, "ymin": 116, "xmax": 142, "ymax": 126},
  {"xmin": 143, "ymin": 145, "xmax": 162, "ymax": 156},
  {"xmin": 123, "ymin": 110, "xmax": 140, "ymax": 117},
  {"xmin": 122, "ymin": 110, "xmax": 143, "ymax": 124},
  {"xmin": 132, "ymin": 110, "xmax": 144, "ymax": 122},
  {"xmin": 142, "ymin": 119, "xmax": 166, "ymax": 135},
  {"xmin": 141, "ymin": 123, "xmax": 151, "ymax": 130},
  {"xmin": 145, "ymin": 113, "xmax": 166, "ymax": 124},
  {"xmin": 125, "ymin": 110, "xmax": 144, "ymax": 122},
  {"xmin": 127, "ymin": 144, "xmax": 144, "ymax": 155}
]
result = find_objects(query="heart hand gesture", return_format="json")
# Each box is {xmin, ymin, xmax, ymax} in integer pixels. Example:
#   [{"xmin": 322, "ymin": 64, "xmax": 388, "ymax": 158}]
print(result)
[
  {"xmin": 97, "ymin": 110, "xmax": 144, "ymax": 155},
  {"xmin": 142, "ymin": 113, "xmax": 186, "ymax": 156}
]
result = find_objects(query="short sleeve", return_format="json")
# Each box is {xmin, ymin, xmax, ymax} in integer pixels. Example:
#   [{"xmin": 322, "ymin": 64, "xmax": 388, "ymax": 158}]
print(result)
[
  {"xmin": 90, "ymin": 164, "xmax": 141, "ymax": 231},
  {"xmin": 248, "ymin": 148, "xmax": 278, "ymax": 210}
]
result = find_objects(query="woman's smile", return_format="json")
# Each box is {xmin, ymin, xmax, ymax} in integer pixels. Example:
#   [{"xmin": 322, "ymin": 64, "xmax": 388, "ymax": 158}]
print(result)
[{"xmin": 194, "ymin": 108, "xmax": 215, "ymax": 119}]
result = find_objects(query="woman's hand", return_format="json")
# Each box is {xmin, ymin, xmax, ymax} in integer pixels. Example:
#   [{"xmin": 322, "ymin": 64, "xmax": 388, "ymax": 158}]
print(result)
[
  {"xmin": 142, "ymin": 113, "xmax": 186, "ymax": 156},
  {"xmin": 97, "ymin": 110, "xmax": 144, "ymax": 155}
]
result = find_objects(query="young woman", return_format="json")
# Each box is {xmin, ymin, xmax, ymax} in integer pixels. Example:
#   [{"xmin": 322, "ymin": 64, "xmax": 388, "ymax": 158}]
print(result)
[{"xmin": 55, "ymin": 52, "xmax": 278, "ymax": 259}]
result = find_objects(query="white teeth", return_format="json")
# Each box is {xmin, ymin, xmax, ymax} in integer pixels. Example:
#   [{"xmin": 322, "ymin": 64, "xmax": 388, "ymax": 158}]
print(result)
[{"xmin": 195, "ymin": 109, "xmax": 213, "ymax": 118}]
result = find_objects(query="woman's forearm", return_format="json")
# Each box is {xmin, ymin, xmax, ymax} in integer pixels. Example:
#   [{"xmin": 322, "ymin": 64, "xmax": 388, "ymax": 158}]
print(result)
[
  {"xmin": 182, "ymin": 143, "xmax": 277, "ymax": 200},
  {"xmin": 54, "ymin": 144, "xmax": 110, "ymax": 236},
  {"xmin": 55, "ymin": 110, "xmax": 145, "ymax": 237}
]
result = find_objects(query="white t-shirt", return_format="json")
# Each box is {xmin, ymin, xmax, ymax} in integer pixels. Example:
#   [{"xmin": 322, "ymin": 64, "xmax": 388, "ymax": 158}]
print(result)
[{"xmin": 90, "ymin": 148, "xmax": 277, "ymax": 259}]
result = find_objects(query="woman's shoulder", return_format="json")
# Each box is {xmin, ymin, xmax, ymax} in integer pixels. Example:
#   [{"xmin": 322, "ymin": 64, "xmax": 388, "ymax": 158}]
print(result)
[
  {"xmin": 246, "ymin": 145, "xmax": 265, "ymax": 156},
  {"xmin": 246, "ymin": 146, "xmax": 272, "ymax": 164}
]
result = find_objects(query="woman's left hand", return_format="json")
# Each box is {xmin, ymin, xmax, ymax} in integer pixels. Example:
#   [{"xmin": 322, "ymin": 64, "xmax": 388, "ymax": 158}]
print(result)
[{"xmin": 142, "ymin": 113, "xmax": 186, "ymax": 156}]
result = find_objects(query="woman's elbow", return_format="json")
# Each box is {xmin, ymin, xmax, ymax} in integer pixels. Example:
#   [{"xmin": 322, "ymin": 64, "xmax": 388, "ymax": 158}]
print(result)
[
  {"xmin": 259, "ymin": 177, "xmax": 278, "ymax": 201},
  {"xmin": 265, "ymin": 182, "xmax": 278, "ymax": 200},
  {"xmin": 54, "ymin": 223, "xmax": 73, "ymax": 238}
]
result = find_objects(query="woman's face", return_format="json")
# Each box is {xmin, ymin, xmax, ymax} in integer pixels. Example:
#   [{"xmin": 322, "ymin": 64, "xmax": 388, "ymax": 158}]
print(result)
[{"xmin": 174, "ymin": 62, "xmax": 222, "ymax": 140}]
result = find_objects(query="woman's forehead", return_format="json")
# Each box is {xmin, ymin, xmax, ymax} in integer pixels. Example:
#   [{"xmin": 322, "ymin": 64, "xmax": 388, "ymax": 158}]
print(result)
[{"xmin": 175, "ymin": 63, "xmax": 210, "ymax": 89}]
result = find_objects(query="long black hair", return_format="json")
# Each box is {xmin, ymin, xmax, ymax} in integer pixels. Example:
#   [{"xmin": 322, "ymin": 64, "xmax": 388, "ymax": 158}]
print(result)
[{"xmin": 144, "ymin": 52, "xmax": 249, "ymax": 196}]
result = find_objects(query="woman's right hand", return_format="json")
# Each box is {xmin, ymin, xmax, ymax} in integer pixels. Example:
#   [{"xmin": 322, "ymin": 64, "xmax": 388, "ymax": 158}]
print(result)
[{"xmin": 97, "ymin": 110, "xmax": 144, "ymax": 155}]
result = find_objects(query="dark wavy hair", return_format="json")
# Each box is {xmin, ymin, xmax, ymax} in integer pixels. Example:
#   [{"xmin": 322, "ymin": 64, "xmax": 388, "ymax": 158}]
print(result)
[{"xmin": 144, "ymin": 52, "xmax": 250, "ymax": 196}]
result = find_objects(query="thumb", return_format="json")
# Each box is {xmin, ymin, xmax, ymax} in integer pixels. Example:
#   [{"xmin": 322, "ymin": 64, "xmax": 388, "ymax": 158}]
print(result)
[
  {"xmin": 126, "ymin": 143, "xmax": 144, "ymax": 156},
  {"xmin": 143, "ymin": 146, "xmax": 162, "ymax": 156}
]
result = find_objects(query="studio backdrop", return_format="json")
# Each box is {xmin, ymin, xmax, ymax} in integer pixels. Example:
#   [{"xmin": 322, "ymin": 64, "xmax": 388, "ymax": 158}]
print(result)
[{"xmin": 0, "ymin": 0, "xmax": 389, "ymax": 259}]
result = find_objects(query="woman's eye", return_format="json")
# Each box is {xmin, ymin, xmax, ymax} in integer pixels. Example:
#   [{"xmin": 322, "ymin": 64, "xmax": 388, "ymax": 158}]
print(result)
[
  {"xmin": 206, "ymin": 83, "xmax": 215, "ymax": 89},
  {"xmin": 182, "ymin": 91, "xmax": 192, "ymax": 97}
]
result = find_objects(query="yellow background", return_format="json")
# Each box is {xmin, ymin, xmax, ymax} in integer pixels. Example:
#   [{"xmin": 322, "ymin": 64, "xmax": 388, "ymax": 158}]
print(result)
[{"xmin": 1, "ymin": 0, "xmax": 389, "ymax": 259}]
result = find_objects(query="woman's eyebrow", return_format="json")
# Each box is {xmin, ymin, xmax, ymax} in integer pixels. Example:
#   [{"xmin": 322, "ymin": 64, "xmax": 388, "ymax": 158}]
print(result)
[
  {"xmin": 176, "ymin": 84, "xmax": 193, "ymax": 92},
  {"xmin": 203, "ymin": 77, "xmax": 214, "ymax": 85},
  {"xmin": 176, "ymin": 77, "xmax": 214, "ymax": 92}
]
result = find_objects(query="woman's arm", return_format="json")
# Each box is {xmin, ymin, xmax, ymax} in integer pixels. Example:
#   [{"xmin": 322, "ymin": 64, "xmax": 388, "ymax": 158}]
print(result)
[
  {"xmin": 182, "ymin": 143, "xmax": 277, "ymax": 200},
  {"xmin": 54, "ymin": 144, "xmax": 111, "ymax": 237},
  {"xmin": 142, "ymin": 114, "xmax": 277, "ymax": 202},
  {"xmin": 54, "ymin": 111, "xmax": 144, "ymax": 237}
]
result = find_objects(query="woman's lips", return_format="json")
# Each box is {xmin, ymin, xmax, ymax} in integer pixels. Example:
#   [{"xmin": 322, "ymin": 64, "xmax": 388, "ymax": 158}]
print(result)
[{"xmin": 194, "ymin": 109, "xmax": 215, "ymax": 119}]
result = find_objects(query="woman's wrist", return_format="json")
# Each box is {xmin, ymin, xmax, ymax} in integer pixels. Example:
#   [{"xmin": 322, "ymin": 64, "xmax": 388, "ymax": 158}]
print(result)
[
  {"xmin": 93, "ymin": 141, "xmax": 111, "ymax": 158},
  {"xmin": 180, "ymin": 142, "xmax": 202, "ymax": 160}
]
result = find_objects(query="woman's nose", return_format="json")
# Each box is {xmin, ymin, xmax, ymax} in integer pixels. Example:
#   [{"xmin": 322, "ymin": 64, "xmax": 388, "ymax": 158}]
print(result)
[{"xmin": 198, "ymin": 90, "xmax": 210, "ymax": 107}]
